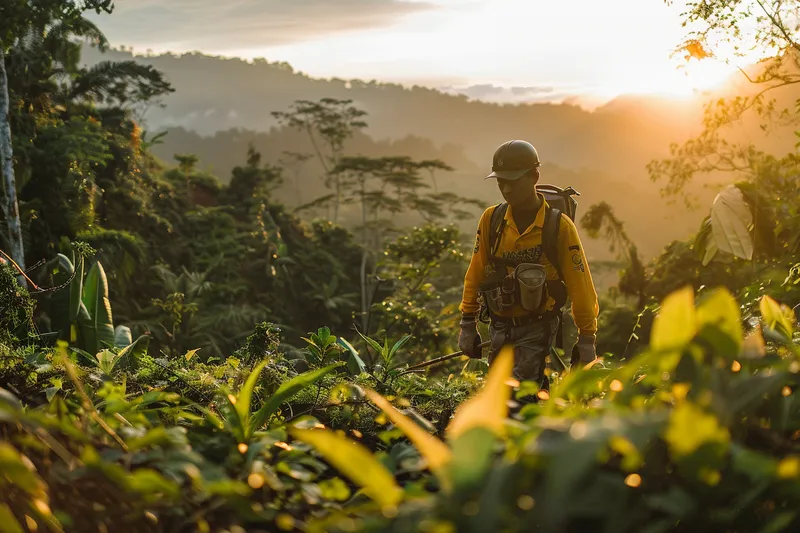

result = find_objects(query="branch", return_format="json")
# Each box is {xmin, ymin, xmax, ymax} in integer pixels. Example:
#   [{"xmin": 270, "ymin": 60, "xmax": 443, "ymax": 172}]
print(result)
[
  {"xmin": 755, "ymin": 0, "xmax": 800, "ymax": 54},
  {"xmin": 0, "ymin": 249, "xmax": 41, "ymax": 290}
]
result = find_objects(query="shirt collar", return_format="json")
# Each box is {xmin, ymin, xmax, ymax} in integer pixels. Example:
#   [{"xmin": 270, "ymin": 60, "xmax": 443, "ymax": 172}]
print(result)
[{"xmin": 504, "ymin": 192, "xmax": 548, "ymax": 231}]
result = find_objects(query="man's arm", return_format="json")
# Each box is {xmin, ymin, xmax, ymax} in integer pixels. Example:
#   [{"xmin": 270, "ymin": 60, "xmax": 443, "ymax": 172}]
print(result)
[
  {"xmin": 556, "ymin": 215, "xmax": 599, "ymax": 337},
  {"xmin": 459, "ymin": 207, "xmax": 493, "ymax": 316}
]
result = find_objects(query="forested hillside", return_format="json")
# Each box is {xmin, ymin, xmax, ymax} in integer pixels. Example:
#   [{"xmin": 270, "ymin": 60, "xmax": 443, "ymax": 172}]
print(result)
[
  {"xmin": 77, "ymin": 45, "xmax": 800, "ymax": 263},
  {"xmin": 2, "ymin": 1, "xmax": 800, "ymax": 532}
]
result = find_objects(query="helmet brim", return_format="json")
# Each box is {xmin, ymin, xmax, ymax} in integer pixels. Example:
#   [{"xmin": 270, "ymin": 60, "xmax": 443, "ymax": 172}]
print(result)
[{"xmin": 485, "ymin": 168, "xmax": 531, "ymax": 181}]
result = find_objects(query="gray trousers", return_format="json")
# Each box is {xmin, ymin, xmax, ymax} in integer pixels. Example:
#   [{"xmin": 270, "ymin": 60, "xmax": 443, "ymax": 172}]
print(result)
[{"xmin": 487, "ymin": 317, "xmax": 559, "ymax": 385}]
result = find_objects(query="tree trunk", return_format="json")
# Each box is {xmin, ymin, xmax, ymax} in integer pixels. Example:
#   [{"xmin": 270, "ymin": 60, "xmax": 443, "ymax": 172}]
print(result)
[
  {"xmin": 0, "ymin": 44, "xmax": 26, "ymax": 287},
  {"xmin": 360, "ymin": 178, "xmax": 368, "ymax": 333}
]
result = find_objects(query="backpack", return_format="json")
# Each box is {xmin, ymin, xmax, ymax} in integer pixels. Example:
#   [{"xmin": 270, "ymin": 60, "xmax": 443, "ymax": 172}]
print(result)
[{"xmin": 486, "ymin": 184, "xmax": 581, "ymax": 347}]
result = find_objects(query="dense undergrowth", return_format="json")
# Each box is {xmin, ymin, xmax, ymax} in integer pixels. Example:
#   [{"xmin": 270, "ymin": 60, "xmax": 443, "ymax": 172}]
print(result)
[{"xmin": 3, "ymin": 259, "xmax": 800, "ymax": 533}]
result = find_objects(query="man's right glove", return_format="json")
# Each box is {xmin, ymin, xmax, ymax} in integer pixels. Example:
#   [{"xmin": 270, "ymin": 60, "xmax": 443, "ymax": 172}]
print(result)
[
  {"xmin": 570, "ymin": 334, "xmax": 597, "ymax": 369},
  {"xmin": 458, "ymin": 314, "xmax": 483, "ymax": 359}
]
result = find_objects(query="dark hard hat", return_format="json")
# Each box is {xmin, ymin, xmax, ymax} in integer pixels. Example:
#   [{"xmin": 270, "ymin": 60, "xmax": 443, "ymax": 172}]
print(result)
[{"xmin": 485, "ymin": 140, "xmax": 541, "ymax": 180}]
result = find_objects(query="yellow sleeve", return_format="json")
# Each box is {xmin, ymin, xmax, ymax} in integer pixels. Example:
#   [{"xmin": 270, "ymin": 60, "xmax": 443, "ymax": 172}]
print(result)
[
  {"xmin": 459, "ymin": 207, "xmax": 494, "ymax": 316},
  {"xmin": 557, "ymin": 215, "xmax": 599, "ymax": 336}
]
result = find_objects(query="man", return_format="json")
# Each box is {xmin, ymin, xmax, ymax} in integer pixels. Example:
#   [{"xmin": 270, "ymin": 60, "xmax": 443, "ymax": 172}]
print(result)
[{"xmin": 458, "ymin": 140, "xmax": 599, "ymax": 389}]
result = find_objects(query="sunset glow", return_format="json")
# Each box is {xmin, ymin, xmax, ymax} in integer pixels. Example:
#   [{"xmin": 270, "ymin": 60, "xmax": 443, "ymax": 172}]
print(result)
[{"xmin": 89, "ymin": 0, "xmax": 759, "ymax": 104}]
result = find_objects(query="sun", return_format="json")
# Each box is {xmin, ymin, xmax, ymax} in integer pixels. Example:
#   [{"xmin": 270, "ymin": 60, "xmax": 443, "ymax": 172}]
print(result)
[
  {"xmin": 665, "ymin": 57, "xmax": 739, "ymax": 95},
  {"xmin": 592, "ymin": 56, "xmax": 741, "ymax": 101},
  {"xmin": 635, "ymin": 38, "xmax": 776, "ymax": 99}
]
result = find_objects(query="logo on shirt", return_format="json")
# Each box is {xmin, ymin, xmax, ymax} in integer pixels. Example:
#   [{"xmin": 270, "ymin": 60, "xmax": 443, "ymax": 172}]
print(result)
[
  {"xmin": 569, "ymin": 245, "xmax": 584, "ymax": 272},
  {"xmin": 500, "ymin": 246, "xmax": 543, "ymax": 266}
]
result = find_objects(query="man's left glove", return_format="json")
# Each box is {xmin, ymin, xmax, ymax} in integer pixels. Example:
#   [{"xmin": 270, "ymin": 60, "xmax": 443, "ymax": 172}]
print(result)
[{"xmin": 570, "ymin": 334, "xmax": 597, "ymax": 369}]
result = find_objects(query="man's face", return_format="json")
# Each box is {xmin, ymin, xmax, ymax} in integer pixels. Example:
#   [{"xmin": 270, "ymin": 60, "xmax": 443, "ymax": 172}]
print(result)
[{"xmin": 496, "ymin": 171, "xmax": 537, "ymax": 209}]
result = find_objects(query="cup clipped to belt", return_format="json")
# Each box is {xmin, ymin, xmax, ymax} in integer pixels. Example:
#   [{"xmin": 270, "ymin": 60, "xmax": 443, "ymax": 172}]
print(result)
[{"xmin": 514, "ymin": 263, "xmax": 547, "ymax": 312}]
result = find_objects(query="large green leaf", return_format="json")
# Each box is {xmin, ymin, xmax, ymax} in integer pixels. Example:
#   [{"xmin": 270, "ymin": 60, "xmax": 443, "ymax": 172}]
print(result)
[
  {"xmin": 448, "ymin": 426, "xmax": 496, "ymax": 492},
  {"xmin": 250, "ymin": 362, "xmax": 343, "ymax": 432},
  {"xmin": 48, "ymin": 253, "xmax": 82, "ymax": 337},
  {"xmin": 69, "ymin": 253, "xmax": 85, "ymax": 324},
  {"xmin": 79, "ymin": 261, "xmax": 115, "ymax": 354},
  {"xmin": 114, "ymin": 334, "xmax": 151, "ymax": 373},
  {"xmin": 336, "ymin": 337, "xmax": 367, "ymax": 376},
  {"xmin": 389, "ymin": 334, "xmax": 412, "ymax": 358},
  {"xmin": 290, "ymin": 427, "xmax": 403, "ymax": 510},
  {"xmin": 236, "ymin": 360, "xmax": 270, "ymax": 428},
  {"xmin": 710, "ymin": 185, "xmax": 753, "ymax": 261}
]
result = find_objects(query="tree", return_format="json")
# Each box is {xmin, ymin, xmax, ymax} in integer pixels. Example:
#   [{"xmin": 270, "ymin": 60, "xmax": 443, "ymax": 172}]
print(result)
[
  {"xmin": 650, "ymin": 0, "xmax": 800, "ymax": 205},
  {"xmin": 174, "ymin": 153, "xmax": 199, "ymax": 196},
  {"xmin": 580, "ymin": 202, "xmax": 632, "ymax": 257},
  {"xmin": 329, "ymin": 154, "xmax": 482, "ymax": 334},
  {"xmin": 0, "ymin": 38, "xmax": 22, "ymax": 282},
  {"xmin": 0, "ymin": 0, "xmax": 173, "ymax": 285},
  {"xmin": 278, "ymin": 150, "xmax": 313, "ymax": 206},
  {"xmin": 649, "ymin": 0, "xmax": 800, "ymax": 282},
  {"xmin": 4, "ymin": 5, "xmax": 172, "ymax": 270},
  {"xmin": 580, "ymin": 202, "xmax": 647, "ymax": 306},
  {"xmin": 418, "ymin": 159, "xmax": 454, "ymax": 194},
  {"xmin": 0, "ymin": 0, "xmax": 115, "ymax": 284},
  {"xmin": 271, "ymin": 98, "xmax": 367, "ymax": 223}
]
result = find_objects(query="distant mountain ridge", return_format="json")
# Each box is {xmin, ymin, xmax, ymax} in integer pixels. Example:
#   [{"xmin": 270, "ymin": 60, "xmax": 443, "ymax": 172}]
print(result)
[
  {"xmin": 78, "ymin": 46, "xmax": 799, "ymax": 264},
  {"xmin": 80, "ymin": 46, "xmax": 713, "ymax": 179}
]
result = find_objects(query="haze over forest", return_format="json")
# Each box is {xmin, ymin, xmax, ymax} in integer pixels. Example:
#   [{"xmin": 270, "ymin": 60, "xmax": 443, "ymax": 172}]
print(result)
[{"xmin": 79, "ymin": 44, "xmax": 799, "ymax": 265}]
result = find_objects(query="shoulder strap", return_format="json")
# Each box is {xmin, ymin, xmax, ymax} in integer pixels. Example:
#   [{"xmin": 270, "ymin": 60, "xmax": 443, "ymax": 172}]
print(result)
[
  {"xmin": 543, "ymin": 206, "xmax": 569, "ymax": 350},
  {"xmin": 543, "ymin": 205, "xmax": 563, "ymax": 280},
  {"xmin": 488, "ymin": 202, "xmax": 508, "ymax": 257}
]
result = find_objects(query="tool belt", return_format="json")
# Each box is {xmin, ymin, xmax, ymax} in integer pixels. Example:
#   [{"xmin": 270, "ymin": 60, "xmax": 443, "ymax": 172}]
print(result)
[
  {"xmin": 486, "ymin": 308, "xmax": 560, "ymax": 329},
  {"xmin": 477, "ymin": 262, "xmax": 548, "ymax": 316}
]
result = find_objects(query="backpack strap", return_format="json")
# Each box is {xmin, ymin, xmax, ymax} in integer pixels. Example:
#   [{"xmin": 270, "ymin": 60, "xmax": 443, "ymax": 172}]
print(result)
[
  {"xmin": 542, "ymin": 205, "xmax": 563, "ymax": 281},
  {"xmin": 543, "ymin": 205, "xmax": 568, "ymax": 351},
  {"xmin": 488, "ymin": 202, "xmax": 508, "ymax": 259}
]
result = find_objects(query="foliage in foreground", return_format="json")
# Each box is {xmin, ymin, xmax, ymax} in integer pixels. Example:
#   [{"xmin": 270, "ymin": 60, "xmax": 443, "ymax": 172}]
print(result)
[{"xmin": 2, "ymin": 279, "xmax": 800, "ymax": 533}]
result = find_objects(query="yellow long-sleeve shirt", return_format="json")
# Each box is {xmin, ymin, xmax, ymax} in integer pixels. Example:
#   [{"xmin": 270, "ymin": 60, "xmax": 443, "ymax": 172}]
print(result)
[{"xmin": 459, "ymin": 193, "xmax": 600, "ymax": 336}]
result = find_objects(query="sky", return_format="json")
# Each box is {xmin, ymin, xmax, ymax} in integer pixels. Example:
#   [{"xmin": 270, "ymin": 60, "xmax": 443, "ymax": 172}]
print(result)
[{"xmin": 88, "ymin": 0, "xmax": 745, "ymax": 102}]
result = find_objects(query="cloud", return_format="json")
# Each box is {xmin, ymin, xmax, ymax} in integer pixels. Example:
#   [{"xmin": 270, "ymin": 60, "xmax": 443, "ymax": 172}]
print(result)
[
  {"xmin": 510, "ymin": 86, "xmax": 554, "ymax": 96},
  {"xmin": 438, "ymin": 84, "xmax": 566, "ymax": 104},
  {"xmin": 93, "ymin": 0, "xmax": 434, "ymax": 50}
]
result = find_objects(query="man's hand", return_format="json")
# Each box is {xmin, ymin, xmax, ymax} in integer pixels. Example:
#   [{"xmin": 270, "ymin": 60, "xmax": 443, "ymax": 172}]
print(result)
[
  {"xmin": 458, "ymin": 314, "xmax": 482, "ymax": 359},
  {"xmin": 570, "ymin": 334, "xmax": 596, "ymax": 369}
]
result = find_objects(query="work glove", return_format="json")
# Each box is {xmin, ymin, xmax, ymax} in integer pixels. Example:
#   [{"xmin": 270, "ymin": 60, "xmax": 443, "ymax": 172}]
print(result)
[
  {"xmin": 458, "ymin": 314, "xmax": 483, "ymax": 359},
  {"xmin": 570, "ymin": 334, "xmax": 597, "ymax": 369}
]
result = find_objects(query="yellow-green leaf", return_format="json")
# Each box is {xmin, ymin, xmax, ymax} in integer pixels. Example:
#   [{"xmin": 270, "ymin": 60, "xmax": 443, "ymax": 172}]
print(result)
[
  {"xmin": 236, "ymin": 360, "xmax": 269, "ymax": 426},
  {"xmin": 364, "ymin": 389, "xmax": 452, "ymax": 488},
  {"xmin": 650, "ymin": 286, "xmax": 697, "ymax": 352},
  {"xmin": 0, "ymin": 504, "xmax": 24, "ymax": 533},
  {"xmin": 446, "ymin": 344, "xmax": 514, "ymax": 440},
  {"xmin": 760, "ymin": 295, "xmax": 794, "ymax": 340},
  {"xmin": 697, "ymin": 287, "xmax": 742, "ymax": 352},
  {"xmin": 290, "ymin": 427, "xmax": 402, "ymax": 509},
  {"xmin": 664, "ymin": 402, "xmax": 729, "ymax": 459}
]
